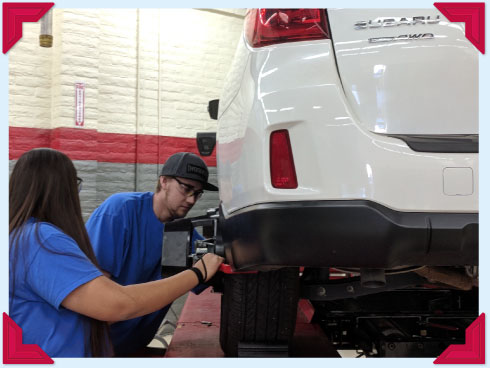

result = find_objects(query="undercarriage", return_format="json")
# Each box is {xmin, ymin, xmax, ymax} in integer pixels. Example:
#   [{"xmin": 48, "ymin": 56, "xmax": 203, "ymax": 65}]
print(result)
[{"xmin": 162, "ymin": 210, "xmax": 479, "ymax": 357}]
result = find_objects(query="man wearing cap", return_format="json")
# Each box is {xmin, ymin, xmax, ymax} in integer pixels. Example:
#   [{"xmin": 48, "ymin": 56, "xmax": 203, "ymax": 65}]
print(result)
[{"xmin": 85, "ymin": 152, "xmax": 218, "ymax": 356}]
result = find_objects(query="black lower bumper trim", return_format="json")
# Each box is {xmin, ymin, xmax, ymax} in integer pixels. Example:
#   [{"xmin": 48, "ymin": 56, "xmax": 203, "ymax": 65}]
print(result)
[
  {"xmin": 220, "ymin": 201, "xmax": 478, "ymax": 270},
  {"xmin": 388, "ymin": 134, "xmax": 478, "ymax": 153}
]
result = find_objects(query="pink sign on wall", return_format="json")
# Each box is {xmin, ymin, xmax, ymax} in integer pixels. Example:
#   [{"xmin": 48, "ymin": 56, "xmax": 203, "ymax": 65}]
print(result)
[{"xmin": 75, "ymin": 82, "xmax": 85, "ymax": 127}]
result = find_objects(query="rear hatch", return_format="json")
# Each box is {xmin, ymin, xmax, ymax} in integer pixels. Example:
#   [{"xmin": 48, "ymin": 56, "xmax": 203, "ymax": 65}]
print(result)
[{"xmin": 327, "ymin": 9, "xmax": 478, "ymax": 135}]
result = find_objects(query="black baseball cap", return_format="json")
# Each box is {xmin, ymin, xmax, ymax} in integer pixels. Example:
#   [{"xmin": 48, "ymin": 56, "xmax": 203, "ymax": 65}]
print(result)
[{"xmin": 160, "ymin": 152, "xmax": 218, "ymax": 191}]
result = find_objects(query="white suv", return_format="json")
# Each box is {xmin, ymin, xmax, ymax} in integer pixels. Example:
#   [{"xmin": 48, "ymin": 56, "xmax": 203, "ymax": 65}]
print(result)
[{"xmin": 213, "ymin": 9, "xmax": 478, "ymax": 357}]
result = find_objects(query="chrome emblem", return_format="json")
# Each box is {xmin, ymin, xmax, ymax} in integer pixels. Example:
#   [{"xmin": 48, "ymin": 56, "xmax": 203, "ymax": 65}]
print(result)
[
  {"xmin": 369, "ymin": 33, "xmax": 435, "ymax": 43},
  {"xmin": 355, "ymin": 16, "xmax": 440, "ymax": 30}
]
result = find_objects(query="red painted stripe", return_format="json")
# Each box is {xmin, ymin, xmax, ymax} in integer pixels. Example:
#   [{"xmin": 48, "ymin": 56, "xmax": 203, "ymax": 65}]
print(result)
[
  {"xmin": 9, "ymin": 127, "xmax": 51, "ymax": 158},
  {"xmin": 9, "ymin": 127, "xmax": 217, "ymax": 166}
]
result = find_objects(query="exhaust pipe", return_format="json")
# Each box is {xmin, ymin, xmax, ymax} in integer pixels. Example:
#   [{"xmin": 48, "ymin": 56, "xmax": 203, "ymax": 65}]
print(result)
[{"xmin": 360, "ymin": 268, "xmax": 386, "ymax": 288}]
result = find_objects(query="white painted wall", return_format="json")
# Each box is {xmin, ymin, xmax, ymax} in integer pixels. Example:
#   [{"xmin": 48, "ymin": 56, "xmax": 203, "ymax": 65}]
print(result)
[{"xmin": 9, "ymin": 8, "xmax": 245, "ymax": 136}]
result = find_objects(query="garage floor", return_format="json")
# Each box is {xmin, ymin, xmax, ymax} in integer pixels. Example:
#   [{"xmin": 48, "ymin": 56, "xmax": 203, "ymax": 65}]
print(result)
[{"xmin": 148, "ymin": 293, "xmax": 189, "ymax": 350}]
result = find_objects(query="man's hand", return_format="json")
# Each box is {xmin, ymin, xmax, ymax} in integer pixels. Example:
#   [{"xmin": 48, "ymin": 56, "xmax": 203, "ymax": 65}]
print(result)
[{"xmin": 194, "ymin": 253, "xmax": 224, "ymax": 282}]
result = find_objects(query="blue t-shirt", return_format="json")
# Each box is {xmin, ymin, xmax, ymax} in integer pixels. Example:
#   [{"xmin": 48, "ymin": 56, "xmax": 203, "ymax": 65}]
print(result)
[
  {"xmin": 86, "ymin": 192, "xmax": 203, "ymax": 354},
  {"xmin": 86, "ymin": 192, "xmax": 164, "ymax": 285},
  {"xmin": 9, "ymin": 219, "xmax": 103, "ymax": 357}
]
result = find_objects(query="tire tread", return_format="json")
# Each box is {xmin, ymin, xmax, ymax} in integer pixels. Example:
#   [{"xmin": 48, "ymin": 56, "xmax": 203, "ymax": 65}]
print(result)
[{"xmin": 220, "ymin": 268, "xmax": 299, "ymax": 356}]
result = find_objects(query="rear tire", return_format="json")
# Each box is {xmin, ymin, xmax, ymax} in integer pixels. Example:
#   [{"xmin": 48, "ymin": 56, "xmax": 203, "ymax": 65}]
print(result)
[{"xmin": 219, "ymin": 268, "xmax": 300, "ymax": 356}]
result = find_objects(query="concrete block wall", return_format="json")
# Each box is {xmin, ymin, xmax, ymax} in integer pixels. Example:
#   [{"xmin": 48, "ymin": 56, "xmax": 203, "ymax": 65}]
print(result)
[{"xmin": 9, "ymin": 8, "xmax": 245, "ymax": 220}]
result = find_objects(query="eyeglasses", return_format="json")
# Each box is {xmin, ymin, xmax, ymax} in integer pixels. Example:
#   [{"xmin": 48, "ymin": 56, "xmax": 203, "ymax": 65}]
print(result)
[
  {"xmin": 173, "ymin": 177, "xmax": 204, "ymax": 200},
  {"xmin": 77, "ymin": 177, "xmax": 83, "ymax": 193}
]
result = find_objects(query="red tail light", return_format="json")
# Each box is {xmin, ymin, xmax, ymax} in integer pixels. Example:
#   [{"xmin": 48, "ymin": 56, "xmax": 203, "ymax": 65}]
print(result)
[
  {"xmin": 270, "ymin": 130, "xmax": 298, "ymax": 189},
  {"xmin": 245, "ymin": 9, "xmax": 330, "ymax": 48}
]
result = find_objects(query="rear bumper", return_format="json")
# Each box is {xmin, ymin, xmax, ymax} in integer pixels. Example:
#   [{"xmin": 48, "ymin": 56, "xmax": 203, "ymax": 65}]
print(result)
[{"xmin": 220, "ymin": 201, "xmax": 478, "ymax": 271}]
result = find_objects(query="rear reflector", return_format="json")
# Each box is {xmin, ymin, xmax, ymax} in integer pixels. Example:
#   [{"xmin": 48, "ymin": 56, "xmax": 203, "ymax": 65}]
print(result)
[
  {"xmin": 270, "ymin": 130, "xmax": 298, "ymax": 189},
  {"xmin": 245, "ymin": 9, "xmax": 330, "ymax": 48}
]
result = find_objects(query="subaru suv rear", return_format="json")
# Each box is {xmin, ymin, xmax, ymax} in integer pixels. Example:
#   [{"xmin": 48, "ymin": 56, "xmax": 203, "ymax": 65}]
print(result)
[{"xmin": 214, "ymin": 9, "xmax": 478, "ymax": 357}]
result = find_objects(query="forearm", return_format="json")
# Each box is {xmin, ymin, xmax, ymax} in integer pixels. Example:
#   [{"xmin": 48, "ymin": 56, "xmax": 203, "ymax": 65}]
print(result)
[
  {"xmin": 62, "ymin": 270, "xmax": 200, "ymax": 322},
  {"xmin": 119, "ymin": 269, "xmax": 199, "ymax": 320},
  {"xmin": 62, "ymin": 254, "xmax": 222, "ymax": 322}
]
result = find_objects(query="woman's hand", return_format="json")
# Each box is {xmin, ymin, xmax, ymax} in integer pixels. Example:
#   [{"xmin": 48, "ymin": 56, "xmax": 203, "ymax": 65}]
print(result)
[{"xmin": 194, "ymin": 253, "xmax": 224, "ymax": 282}]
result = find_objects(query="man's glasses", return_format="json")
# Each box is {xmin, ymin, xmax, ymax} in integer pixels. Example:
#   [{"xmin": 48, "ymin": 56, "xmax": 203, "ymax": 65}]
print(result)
[
  {"xmin": 173, "ymin": 177, "xmax": 204, "ymax": 200},
  {"xmin": 77, "ymin": 177, "xmax": 83, "ymax": 193}
]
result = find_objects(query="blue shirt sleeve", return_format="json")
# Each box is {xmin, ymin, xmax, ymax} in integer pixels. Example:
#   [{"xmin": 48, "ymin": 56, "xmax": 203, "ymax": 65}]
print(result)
[
  {"xmin": 26, "ymin": 233, "xmax": 102, "ymax": 310},
  {"xmin": 86, "ymin": 213, "xmax": 128, "ymax": 278}
]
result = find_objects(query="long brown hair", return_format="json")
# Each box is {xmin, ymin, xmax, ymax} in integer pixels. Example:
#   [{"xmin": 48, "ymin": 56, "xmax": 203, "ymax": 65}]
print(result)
[{"xmin": 9, "ymin": 148, "xmax": 111, "ymax": 357}]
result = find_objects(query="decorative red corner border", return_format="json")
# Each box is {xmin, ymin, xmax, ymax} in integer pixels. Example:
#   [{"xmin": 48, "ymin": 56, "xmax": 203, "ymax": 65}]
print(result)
[
  {"xmin": 434, "ymin": 313, "xmax": 485, "ymax": 364},
  {"xmin": 434, "ymin": 2, "xmax": 485, "ymax": 54},
  {"xmin": 3, "ymin": 313, "xmax": 54, "ymax": 364},
  {"xmin": 2, "ymin": 2, "xmax": 54, "ymax": 54}
]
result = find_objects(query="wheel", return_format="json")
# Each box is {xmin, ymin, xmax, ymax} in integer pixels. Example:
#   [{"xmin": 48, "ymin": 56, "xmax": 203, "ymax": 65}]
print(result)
[{"xmin": 219, "ymin": 267, "xmax": 300, "ymax": 356}]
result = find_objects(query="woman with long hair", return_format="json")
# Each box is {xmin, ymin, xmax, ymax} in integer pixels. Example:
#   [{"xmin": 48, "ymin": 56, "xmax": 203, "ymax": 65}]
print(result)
[{"xmin": 9, "ymin": 148, "xmax": 223, "ymax": 357}]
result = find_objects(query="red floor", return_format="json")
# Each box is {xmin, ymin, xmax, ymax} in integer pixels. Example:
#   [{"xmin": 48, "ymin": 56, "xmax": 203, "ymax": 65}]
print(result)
[{"xmin": 165, "ymin": 289, "xmax": 340, "ymax": 357}]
